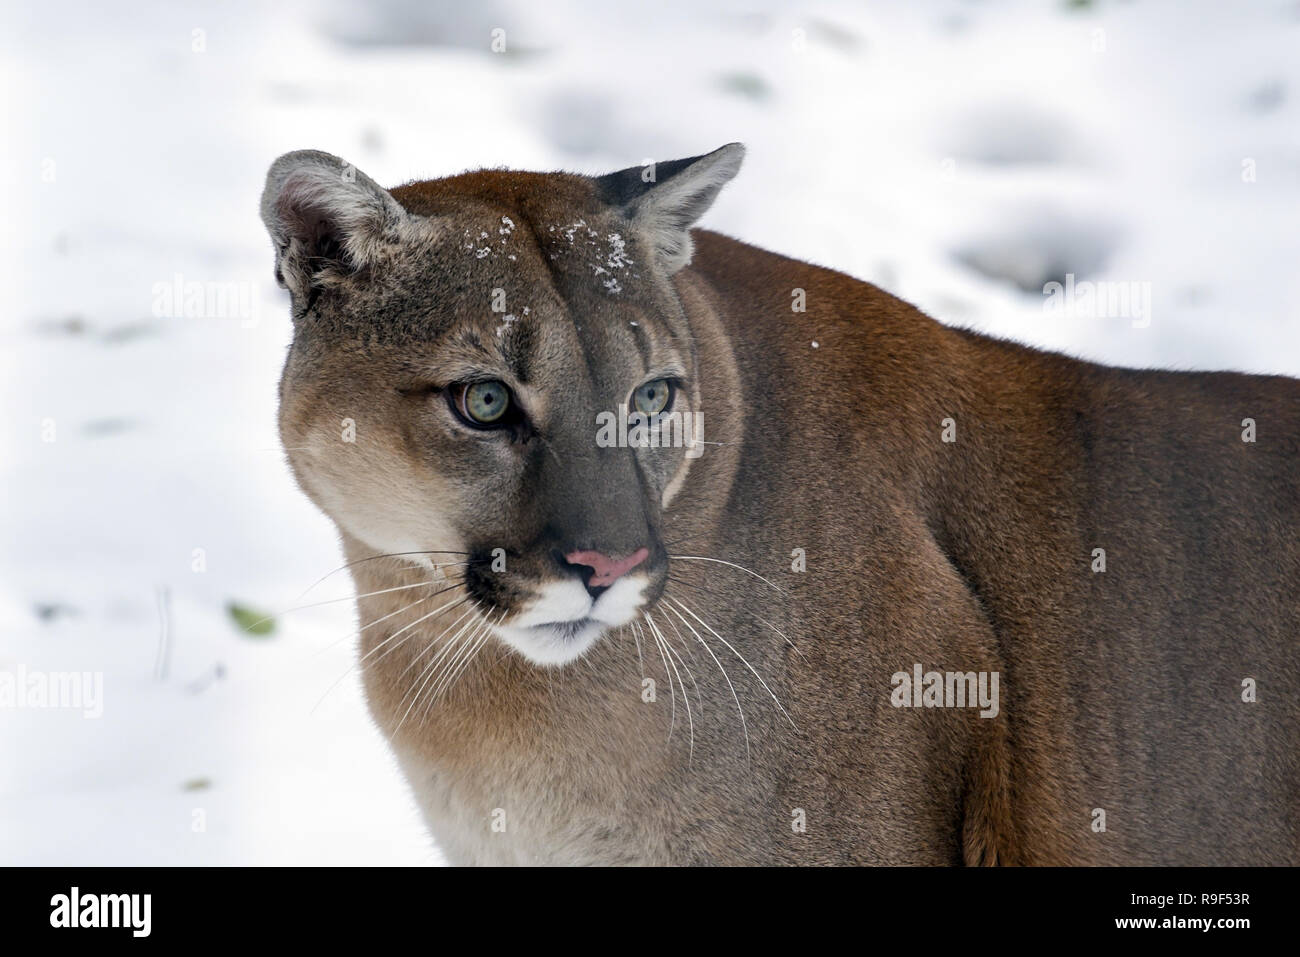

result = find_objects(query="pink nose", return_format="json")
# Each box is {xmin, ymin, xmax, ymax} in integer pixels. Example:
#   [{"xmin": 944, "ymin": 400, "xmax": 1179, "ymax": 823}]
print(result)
[{"xmin": 564, "ymin": 547, "xmax": 649, "ymax": 588}]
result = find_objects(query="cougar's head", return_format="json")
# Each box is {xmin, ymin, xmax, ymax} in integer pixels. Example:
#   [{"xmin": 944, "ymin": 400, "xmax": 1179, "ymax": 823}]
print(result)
[{"xmin": 260, "ymin": 145, "xmax": 743, "ymax": 665}]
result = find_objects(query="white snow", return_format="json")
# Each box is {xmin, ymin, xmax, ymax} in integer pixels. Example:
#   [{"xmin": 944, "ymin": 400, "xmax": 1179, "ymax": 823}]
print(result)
[{"xmin": 3, "ymin": 0, "xmax": 1298, "ymax": 865}]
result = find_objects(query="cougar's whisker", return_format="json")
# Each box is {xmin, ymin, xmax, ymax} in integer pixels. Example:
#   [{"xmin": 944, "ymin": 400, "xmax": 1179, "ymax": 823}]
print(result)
[
  {"xmin": 658, "ymin": 586, "xmax": 703, "ymax": 665},
  {"xmin": 416, "ymin": 616, "xmax": 484, "ymax": 720},
  {"xmin": 393, "ymin": 600, "xmax": 479, "ymax": 683},
  {"xmin": 368, "ymin": 595, "xmax": 472, "ymax": 670},
  {"xmin": 294, "ymin": 552, "xmax": 473, "ymax": 601},
  {"xmin": 656, "ymin": 609, "xmax": 703, "ymax": 712},
  {"xmin": 396, "ymin": 603, "xmax": 487, "ymax": 730},
  {"xmin": 423, "ymin": 608, "xmax": 503, "ymax": 716},
  {"xmin": 313, "ymin": 578, "xmax": 468, "ymax": 659},
  {"xmin": 247, "ymin": 579, "xmax": 442, "ymax": 633},
  {"xmin": 668, "ymin": 555, "xmax": 787, "ymax": 596},
  {"xmin": 310, "ymin": 593, "xmax": 431, "ymax": 659},
  {"xmin": 662, "ymin": 599, "xmax": 750, "ymax": 764},
  {"xmin": 426, "ymin": 607, "xmax": 496, "ymax": 708},
  {"xmin": 629, "ymin": 619, "xmax": 646, "ymax": 677},
  {"xmin": 666, "ymin": 574, "xmax": 804, "ymax": 659},
  {"xmin": 667, "ymin": 596, "xmax": 798, "ymax": 732},
  {"xmin": 646, "ymin": 612, "xmax": 694, "ymax": 763},
  {"xmin": 644, "ymin": 612, "xmax": 677, "ymax": 743},
  {"xmin": 309, "ymin": 590, "xmax": 469, "ymax": 714},
  {"xmin": 749, "ymin": 612, "xmax": 806, "ymax": 661}
]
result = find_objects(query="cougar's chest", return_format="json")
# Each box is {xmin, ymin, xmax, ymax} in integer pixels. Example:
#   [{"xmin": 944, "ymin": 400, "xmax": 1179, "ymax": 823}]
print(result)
[
  {"xmin": 389, "ymin": 740, "xmax": 662, "ymax": 865},
  {"xmin": 392, "ymin": 747, "xmax": 537, "ymax": 865}
]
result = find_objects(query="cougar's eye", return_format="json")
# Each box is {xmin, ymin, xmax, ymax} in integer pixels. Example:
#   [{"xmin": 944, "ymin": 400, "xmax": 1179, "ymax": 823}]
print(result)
[
  {"xmin": 451, "ymin": 380, "xmax": 513, "ymax": 426},
  {"xmin": 632, "ymin": 378, "xmax": 674, "ymax": 417}
]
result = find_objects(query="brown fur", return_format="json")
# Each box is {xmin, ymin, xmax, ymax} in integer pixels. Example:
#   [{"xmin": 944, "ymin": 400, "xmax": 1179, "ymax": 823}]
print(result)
[{"xmin": 262, "ymin": 148, "xmax": 1300, "ymax": 865}]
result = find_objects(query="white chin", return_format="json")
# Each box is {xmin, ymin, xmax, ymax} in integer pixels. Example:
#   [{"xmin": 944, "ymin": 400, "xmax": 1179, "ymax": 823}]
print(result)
[
  {"xmin": 493, "ymin": 619, "xmax": 608, "ymax": 666},
  {"xmin": 494, "ymin": 575, "xmax": 649, "ymax": 666}
]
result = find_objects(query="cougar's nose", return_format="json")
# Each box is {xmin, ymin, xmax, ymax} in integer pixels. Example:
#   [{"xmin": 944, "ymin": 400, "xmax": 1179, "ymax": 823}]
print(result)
[{"xmin": 564, "ymin": 547, "xmax": 650, "ymax": 598}]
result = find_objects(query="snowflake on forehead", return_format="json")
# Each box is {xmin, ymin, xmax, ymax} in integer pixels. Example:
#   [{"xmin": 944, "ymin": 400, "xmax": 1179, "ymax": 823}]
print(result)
[
  {"xmin": 605, "ymin": 233, "xmax": 632, "ymax": 271},
  {"xmin": 546, "ymin": 221, "xmax": 638, "ymax": 296}
]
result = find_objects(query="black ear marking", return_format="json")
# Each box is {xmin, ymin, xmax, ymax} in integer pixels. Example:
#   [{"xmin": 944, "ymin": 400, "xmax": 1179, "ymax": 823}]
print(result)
[
  {"xmin": 593, "ymin": 153, "xmax": 717, "ymax": 207},
  {"xmin": 592, "ymin": 143, "xmax": 745, "ymax": 274}
]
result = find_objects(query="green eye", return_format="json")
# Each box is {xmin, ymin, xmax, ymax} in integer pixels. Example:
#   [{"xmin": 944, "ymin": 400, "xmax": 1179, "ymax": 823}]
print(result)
[
  {"xmin": 632, "ymin": 378, "xmax": 674, "ymax": 417},
  {"xmin": 458, "ymin": 380, "xmax": 511, "ymax": 425}
]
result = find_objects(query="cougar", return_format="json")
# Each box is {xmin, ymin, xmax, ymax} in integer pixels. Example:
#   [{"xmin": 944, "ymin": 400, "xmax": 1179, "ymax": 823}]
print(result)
[{"xmin": 260, "ymin": 144, "xmax": 1299, "ymax": 865}]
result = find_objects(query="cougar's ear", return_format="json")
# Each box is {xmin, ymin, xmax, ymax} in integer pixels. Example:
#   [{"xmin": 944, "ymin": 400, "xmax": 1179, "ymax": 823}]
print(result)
[
  {"xmin": 595, "ymin": 143, "xmax": 745, "ymax": 274},
  {"xmin": 259, "ymin": 150, "xmax": 410, "ymax": 302}
]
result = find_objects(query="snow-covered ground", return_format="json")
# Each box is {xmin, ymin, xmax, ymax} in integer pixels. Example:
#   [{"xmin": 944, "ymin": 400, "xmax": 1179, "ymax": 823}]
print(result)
[{"xmin": 2, "ymin": 0, "xmax": 1298, "ymax": 865}]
